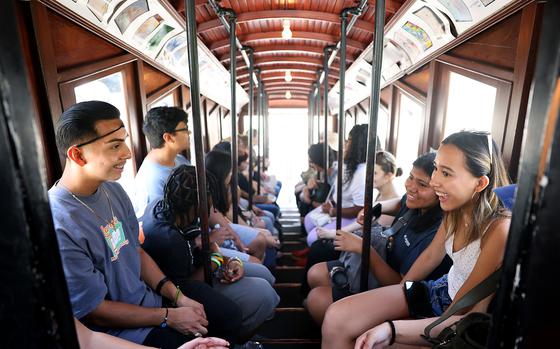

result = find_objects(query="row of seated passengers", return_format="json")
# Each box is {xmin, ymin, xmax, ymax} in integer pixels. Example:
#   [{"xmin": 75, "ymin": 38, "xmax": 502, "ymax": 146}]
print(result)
[
  {"xmin": 49, "ymin": 101, "xmax": 285, "ymax": 349},
  {"xmin": 291, "ymin": 123, "xmax": 513, "ymax": 348}
]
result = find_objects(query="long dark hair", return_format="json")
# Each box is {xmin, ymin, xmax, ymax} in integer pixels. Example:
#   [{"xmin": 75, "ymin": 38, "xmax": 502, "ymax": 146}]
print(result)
[
  {"xmin": 409, "ymin": 152, "xmax": 442, "ymax": 232},
  {"xmin": 344, "ymin": 124, "xmax": 368, "ymax": 184},
  {"xmin": 205, "ymin": 150, "xmax": 232, "ymax": 214}
]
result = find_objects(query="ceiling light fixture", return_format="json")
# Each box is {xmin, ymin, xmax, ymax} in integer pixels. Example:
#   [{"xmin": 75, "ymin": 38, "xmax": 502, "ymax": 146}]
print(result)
[
  {"xmin": 284, "ymin": 70, "xmax": 292, "ymax": 82},
  {"xmin": 285, "ymin": 91, "xmax": 292, "ymax": 99},
  {"xmin": 282, "ymin": 19, "xmax": 292, "ymax": 39}
]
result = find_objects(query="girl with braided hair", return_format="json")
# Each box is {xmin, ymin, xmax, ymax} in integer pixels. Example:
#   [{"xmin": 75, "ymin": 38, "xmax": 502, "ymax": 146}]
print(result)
[{"xmin": 141, "ymin": 165, "xmax": 279, "ymax": 338}]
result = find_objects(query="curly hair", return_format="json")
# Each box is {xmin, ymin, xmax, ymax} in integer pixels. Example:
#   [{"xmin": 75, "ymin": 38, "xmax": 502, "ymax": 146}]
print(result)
[{"xmin": 344, "ymin": 124, "xmax": 369, "ymax": 184}]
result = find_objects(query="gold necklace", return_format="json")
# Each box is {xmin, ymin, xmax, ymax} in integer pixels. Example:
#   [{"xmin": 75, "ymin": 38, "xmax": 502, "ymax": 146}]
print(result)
[{"xmin": 57, "ymin": 181, "xmax": 116, "ymax": 228}]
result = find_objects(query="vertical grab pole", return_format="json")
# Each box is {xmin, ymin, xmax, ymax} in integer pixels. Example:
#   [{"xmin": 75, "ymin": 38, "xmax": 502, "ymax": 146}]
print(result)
[
  {"xmin": 256, "ymin": 74, "xmax": 262, "ymax": 195},
  {"xmin": 257, "ymin": 79, "xmax": 263, "ymax": 194},
  {"xmin": 316, "ymin": 70, "xmax": 323, "ymax": 143},
  {"xmin": 218, "ymin": 7, "xmax": 239, "ymax": 224},
  {"xmin": 309, "ymin": 85, "xmax": 316, "ymax": 146},
  {"xmin": 360, "ymin": 0, "xmax": 385, "ymax": 292},
  {"xmin": 244, "ymin": 46, "xmax": 254, "ymax": 210},
  {"xmin": 185, "ymin": 0, "xmax": 212, "ymax": 284},
  {"xmin": 323, "ymin": 45, "xmax": 336, "ymax": 183},
  {"xmin": 336, "ymin": 9, "xmax": 349, "ymax": 230},
  {"xmin": 264, "ymin": 93, "xmax": 269, "ymax": 160}
]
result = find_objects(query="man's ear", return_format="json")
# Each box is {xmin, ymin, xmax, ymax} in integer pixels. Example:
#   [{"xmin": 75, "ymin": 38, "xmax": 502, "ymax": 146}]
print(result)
[
  {"xmin": 66, "ymin": 146, "xmax": 87, "ymax": 166},
  {"xmin": 162, "ymin": 132, "xmax": 174, "ymax": 144},
  {"xmin": 475, "ymin": 175, "xmax": 490, "ymax": 193}
]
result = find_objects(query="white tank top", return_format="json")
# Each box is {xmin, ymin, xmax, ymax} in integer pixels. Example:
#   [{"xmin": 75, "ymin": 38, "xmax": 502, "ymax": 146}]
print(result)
[{"xmin": 444, "ymin": 222, "xmax": 493, "ymax": 300}]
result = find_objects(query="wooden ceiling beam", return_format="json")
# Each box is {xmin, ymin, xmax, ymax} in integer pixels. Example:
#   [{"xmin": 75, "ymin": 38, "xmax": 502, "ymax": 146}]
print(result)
[
  {"xmin": 266, "ymin": 85, "xmax": 312, "ymax": 91},
  {"xmin": 198, "ymin": 10, "xmax": 374, "ymax": 35},
  {"xmin": 238, "ymin": 66, "xmax": 339, "ymax": 80},
  {"xmin": 237, "ymin": 60, "xmax": 339, "ymax": 73},
  {"xmin": 220, "ymin": 45, "xmax": 355, "ymax": 63},
  {"xmin": 210, "ymin": 31, "xmax": 366, "ymax": 51},
  {"xmin": 236, "ymin": 57, "xmax": 341, "ymax": 72}
]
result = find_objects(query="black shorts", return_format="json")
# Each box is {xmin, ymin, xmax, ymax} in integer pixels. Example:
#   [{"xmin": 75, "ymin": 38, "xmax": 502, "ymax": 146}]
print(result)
[{"xmin": 326, "ymin": 260, "xmax": 352, "ymax": 302}]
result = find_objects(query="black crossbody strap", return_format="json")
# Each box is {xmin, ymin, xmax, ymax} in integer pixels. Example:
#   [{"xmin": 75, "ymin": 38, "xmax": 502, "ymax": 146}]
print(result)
[
  {"xmin": 381, "ymin": 209, "xmax": 414, "ymax": 238},
  {"xmin": 423, "ymin": 268, "xmax": 501, "ymax": 338}
]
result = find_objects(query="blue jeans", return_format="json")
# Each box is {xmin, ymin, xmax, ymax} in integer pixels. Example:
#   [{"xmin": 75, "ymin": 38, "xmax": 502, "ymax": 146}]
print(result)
[{"xmin": 421, "ymin": 274, "xmax": 452, "ymax": 316}]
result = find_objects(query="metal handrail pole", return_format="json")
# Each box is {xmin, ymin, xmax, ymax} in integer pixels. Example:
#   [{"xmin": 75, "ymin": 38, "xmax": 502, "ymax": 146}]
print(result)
[
  {"xmin": 219, "ymin": 8, "xmax": 240, "ymax": 224},
  {"xmin": 185, "ymin": 0, "xmax": 212, "ymax": 284},
  {"xmin": 323, "ymin": 45, "xmax": 336, "ymax": 183},
  {"xmin": 208, "ymin": 0, "xmax": 258, "ymax": 87},
  {"xmin": 360, "ymin": 0, "xmax": 386, "ymax": 293},
  {"xmin": 244, "ymin": 46, "xmax": 254, "ymax": 210}
]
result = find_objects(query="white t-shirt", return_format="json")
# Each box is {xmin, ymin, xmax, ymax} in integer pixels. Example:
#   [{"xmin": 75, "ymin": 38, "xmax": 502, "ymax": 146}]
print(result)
[{"xmin": 332, "ymin": 163, "xmax": 367, "ymax": 208}]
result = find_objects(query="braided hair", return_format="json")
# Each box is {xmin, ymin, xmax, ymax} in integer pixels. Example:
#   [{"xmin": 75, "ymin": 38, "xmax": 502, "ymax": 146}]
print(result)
[{"xmin": 156, "ymin": 165, "xmax": 202, "ymax": 227}]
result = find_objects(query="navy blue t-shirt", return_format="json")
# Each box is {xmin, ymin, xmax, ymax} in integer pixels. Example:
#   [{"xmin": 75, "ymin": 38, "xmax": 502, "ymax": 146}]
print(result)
[
  {"xmin": 386, "ymin": 196, "xmax": 452, "ymax": 280},
  {"xmin": 140, "ymin": 200, "xmax": 201, "ymax": 284}
]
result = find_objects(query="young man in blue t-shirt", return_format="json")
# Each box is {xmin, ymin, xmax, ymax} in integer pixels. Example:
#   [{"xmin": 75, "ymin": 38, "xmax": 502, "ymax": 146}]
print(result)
[
  {"xmin": 49, "ymin": 101, "xmax": 240, "ymax": 348},
  {"xmin": 132, "ymin": 106, "xmax": 191, "ymax": 217}
]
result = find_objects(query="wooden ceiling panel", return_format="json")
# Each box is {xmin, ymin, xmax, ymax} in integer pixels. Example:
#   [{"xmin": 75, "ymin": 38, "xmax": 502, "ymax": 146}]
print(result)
[{"xmin": 177, "ymin": 0, "xmax": 406, "ymax": 106}]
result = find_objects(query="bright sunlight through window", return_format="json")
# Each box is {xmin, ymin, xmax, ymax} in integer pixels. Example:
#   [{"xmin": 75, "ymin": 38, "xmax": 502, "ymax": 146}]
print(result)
[
  {"xmin": 444, "ymin": 72, "xmax": 496, "ymax": 137},
  {"xmin": 74, "ymin": 72, "xmax": 135, "ymax": 196}
]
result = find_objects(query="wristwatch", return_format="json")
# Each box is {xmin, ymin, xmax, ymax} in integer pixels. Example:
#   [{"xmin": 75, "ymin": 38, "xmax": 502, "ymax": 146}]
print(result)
[{"xmin": 160, "ymin": 307, "xmax": 169, "ymax": 328}]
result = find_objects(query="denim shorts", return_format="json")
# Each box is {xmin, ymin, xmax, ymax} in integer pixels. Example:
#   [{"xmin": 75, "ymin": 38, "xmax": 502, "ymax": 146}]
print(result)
[{"xmin": 420, "ymin": 274, "xmax": 452, "ymax": 316}]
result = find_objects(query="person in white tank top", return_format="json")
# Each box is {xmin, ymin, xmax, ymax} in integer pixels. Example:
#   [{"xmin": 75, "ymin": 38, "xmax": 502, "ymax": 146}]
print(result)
[{"xmin": 322, "ymin": 131, "xmax": 512, "ymax": 349}]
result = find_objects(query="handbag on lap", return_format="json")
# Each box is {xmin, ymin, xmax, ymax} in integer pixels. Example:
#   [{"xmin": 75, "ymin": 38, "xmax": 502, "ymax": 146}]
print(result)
[{"xmin": 422, "ymin": 269, "xmax": 501, "ymax": 348}]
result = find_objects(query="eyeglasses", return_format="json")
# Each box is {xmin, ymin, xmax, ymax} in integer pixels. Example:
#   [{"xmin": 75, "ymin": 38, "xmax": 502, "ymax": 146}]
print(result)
[
  {"xmin": 74, "ymin": 124, "xmax": 124, "ymax": 148},
  {"xmin": 170, "ymin": 127, "xmax": 190, "ymax": 134}
]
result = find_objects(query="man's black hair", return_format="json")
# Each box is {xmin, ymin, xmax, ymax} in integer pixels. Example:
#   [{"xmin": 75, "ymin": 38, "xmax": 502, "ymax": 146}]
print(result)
[
  {"xmin": 308, "ymin": 143, "xmax": 335, "ymax": 169},
  {"xmin": 143, "ymin": 106, "xmax": 188, "ymax": 149},
  {"xmin": 213, "ymin": 141, "xmax": 232, "ymax": 154},
  {"xmin": 55, "ymin": 100, "xmax": 121, "ymax": 157}
]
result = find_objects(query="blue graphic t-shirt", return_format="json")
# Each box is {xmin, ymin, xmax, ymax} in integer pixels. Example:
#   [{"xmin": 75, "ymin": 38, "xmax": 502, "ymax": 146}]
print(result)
[
  {"xmin": 132, "ymin": 154, "xmax": 190, "ymax": 217},
  {"xmin": 49, "ymin": 181, "xmax": 161, "ymax": 344}
]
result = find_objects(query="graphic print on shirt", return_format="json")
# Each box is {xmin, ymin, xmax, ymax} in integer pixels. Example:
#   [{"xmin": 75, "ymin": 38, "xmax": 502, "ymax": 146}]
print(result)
[{"xmin": 101, "ymin": 217, "xmax": 129, "ymax": 261}]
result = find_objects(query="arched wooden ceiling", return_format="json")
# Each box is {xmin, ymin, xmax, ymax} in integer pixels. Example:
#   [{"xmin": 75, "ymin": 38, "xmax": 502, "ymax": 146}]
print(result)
[{"xmin": 169, "ymin": 0, "xmax": 406, "ymax": 108}]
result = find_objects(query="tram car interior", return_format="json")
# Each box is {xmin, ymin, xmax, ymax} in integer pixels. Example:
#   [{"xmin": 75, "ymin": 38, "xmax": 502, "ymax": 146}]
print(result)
[{"xmin": 1, "ymin": 0, "xmax": 560, "ymax": 348}]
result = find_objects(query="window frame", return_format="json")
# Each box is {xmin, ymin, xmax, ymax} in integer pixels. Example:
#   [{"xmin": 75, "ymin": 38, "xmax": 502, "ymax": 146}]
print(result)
[
  {"xmin": 428, "ymin": 56, "xmax": 513, "ymax": 151},
  {"xmin": 390, "ymin": 83, "xmax": 427, "ymax": 159},
  {"xmin": 58, "ymin": 54, "xmax": 146, "ymax": 173}
]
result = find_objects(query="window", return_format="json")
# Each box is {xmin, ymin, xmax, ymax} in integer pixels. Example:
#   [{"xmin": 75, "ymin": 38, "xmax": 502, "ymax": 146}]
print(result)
[
  {"xmin": 74, "ymin": 72, "xmax": 136, "ymax": 195},
  {"xmin": 149, "ymin": 93, "xmax": 175, "ymax": 108},
  {"xmin": 355, "ymin": 105, "xmax": 390, "ymax": 150},
  {"xmin": 396, "ymin": 92, "xmax": 424, "ymax": 185},
  {"xmin": 443, "ymin": 71, "xmax": 496, "ymax": 137}
]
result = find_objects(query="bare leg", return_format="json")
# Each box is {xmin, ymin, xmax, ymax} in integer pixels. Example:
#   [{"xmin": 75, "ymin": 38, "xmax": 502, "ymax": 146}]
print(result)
[
  {"xmin": 247, "ymin": 233, "xmax": 266, "ymax": 260},
  {"xmin": 321, "ymin": 284, "xmax": 409, "ymax": 349},
  {"xmin": 307, "ymin": 262, "xmax": 330, "ymax": 289},
  {"xmin": 307, "ymin": 286, "xmax": 333, "ymax": 325}
]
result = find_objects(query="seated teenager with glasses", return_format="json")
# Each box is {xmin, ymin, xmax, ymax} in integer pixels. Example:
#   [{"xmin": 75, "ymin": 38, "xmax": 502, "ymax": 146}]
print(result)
[
  {"xmin": 132, "ymin": 106, "xmax": 191, "ymax": 218},
  {"xmin": 49, "ymin": 101, "xmax": 236, "ymax": 349},
  {"xmin": 322, "ymin": 131, "xmax": 511, "ymax": 349},
  {"xmin": 305, "ymin": 152, "xmax": 452, "ymax": 324},
  {"xmin": 140, "ymin": 165, "xmax": 279, "ymax": 339}
]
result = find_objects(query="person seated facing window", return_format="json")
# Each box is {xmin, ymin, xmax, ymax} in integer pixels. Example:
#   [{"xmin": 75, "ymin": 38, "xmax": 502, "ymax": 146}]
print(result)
[
  {"xmin": 140, "ymin": 165, "xmax": 279, "ymax": 338},
  {"xmin": 49, "ymin": 101, "xmax": 240, "ymax": 349}
]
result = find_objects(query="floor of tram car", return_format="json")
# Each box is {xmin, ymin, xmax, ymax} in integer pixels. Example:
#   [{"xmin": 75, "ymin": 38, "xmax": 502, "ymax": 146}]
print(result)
[{"xmin": 255, "ymin": 207, "xmax": 321, "ymax": 349}]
